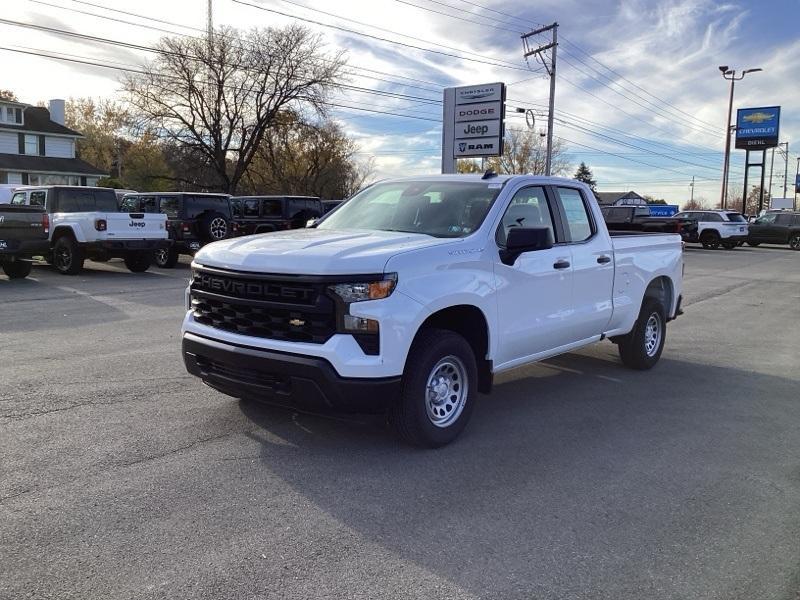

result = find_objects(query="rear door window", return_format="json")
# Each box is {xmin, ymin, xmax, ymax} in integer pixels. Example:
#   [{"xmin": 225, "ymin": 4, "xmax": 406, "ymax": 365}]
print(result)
[
  {"xmin": 262, "ymin": 199, "xmax": 283, "ymax": 217},
  {"xmin": 776, "ymin": 213, "xmax": 793, "ymax": 226},
  {"xmin": 159, "ymin": 197, "xmax": 180, "ymax": 219},
  {"xmin": 229, "ymin": 199, "xmax": 242, "ymax": 218},
  {"xmin": 287, "ymin": 199, "xmax": 306, "ymax": 219},
  {"xmin": 10, "ymin": 192, "xmax": 26, "ymax": 205},
  {"xmin": 557, "ymin": 187, "xmax": 594, "ymax": 242},
  {"xmin": 243, "ymin": 199, "xmax": 260, "ymax": 217},
  {"xmin": 94, "ymin": 190, "xmax": 119, "ymax": 212},
  {"xmin": 29, "ymin": 191, "xmax": 46, "ymax": 207}
]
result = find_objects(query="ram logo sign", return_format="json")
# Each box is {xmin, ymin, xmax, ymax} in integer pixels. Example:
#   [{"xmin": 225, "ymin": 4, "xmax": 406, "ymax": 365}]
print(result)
[{"xmin": 736, "ymin": 106, "xmax": 780, "ymax": 150}]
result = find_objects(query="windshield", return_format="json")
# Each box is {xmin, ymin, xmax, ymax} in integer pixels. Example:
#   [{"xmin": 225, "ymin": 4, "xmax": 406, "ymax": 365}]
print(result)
[{"xmin": 317, "ymin": 180, "xmax": 502, "ymax": 238}]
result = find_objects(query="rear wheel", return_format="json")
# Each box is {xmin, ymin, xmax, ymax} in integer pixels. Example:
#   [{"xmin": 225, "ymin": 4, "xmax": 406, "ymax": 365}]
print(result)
[
  {"xmin": 389, "ymin": 328, "xmax": 477, "ymax": 448},
  {"xmin": 747, "ymin": 241, "xmax": 761, "ymax": 247},
  {"xmin": 154, "ymin": 247, "xmax": 179, "ymax": 268},
  {"xmin": 2, "ymin": 260, "xmax": 32, "ymax": 279},
  {"xmin": 721, "ymin": 241, "xmax": 737, "ymax": 250},
  {"xmin": 617, "ymin": 297, "xmax": 666, "ymax": 370},
  {"xmin": 53, "ymin": 236, "xmax": 84, "ymax": 275},
  {"xmin": 700, "ymin": 230, "xmax": 720, "ymax": 249},
  {"xmin": 789, "ymin": 234, "xmax": 800, "ymax": 251},
  {"xmin": 123, "ymin": 252, "xmax": 152, "ymax": 273}
]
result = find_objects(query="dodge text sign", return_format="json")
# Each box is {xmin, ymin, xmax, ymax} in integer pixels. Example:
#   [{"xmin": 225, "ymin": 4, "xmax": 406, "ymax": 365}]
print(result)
[
  {"xmin": 442, "ymin": 82, "xmax": 505, "ymax": 171},
  {"xmin": 735, "ymin": 106, "xmax": 780, "ymax": 150}
]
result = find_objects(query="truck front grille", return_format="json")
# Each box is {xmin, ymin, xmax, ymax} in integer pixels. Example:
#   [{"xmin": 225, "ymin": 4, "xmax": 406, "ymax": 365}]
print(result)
[{"xmin": 190, "ymin": 267, "xmax": 337, "ymax": 344}]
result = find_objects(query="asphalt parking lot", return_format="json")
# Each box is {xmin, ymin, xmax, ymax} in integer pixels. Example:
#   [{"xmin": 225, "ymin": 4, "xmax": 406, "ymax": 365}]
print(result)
[{"xmin": 2, "ymin": 246, "xmax": 799, "ymax": 600}]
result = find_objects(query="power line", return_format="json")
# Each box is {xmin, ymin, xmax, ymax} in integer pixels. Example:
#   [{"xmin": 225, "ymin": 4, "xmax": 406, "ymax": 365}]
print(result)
[
  {"xmin": 231, "ymin": 0, "xmax": 534, "ymax": 72},
  {"xmin": 389, "ymin": 0, "xmax": 523, "ymax": 34}
]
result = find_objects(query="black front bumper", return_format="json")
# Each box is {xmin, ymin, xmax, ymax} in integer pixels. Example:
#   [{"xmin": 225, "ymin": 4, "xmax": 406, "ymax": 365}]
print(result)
[{"xmin": 182, "ymin": 333, "xmax": 400, "ymax": 414}]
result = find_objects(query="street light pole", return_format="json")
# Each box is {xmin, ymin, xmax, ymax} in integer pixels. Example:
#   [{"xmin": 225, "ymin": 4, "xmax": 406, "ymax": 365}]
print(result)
[
  {"xmin": 718, "ymin": 66, "xmax": 762, "ymax": 209},
  {"xmin": 795, "ymin": 158, "xmax": 799, "ymax": 211}
]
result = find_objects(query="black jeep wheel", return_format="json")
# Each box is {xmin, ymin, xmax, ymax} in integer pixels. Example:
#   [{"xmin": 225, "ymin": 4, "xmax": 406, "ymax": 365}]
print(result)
[
  {"xmin": 124, "ymin": 252, "xmax": 152, "ymax": 273},
  {"xmin": 789, "ymin": 234, "xmax": 800, "ymax": 251},
  {"xmin": 700, "ymin": 230, "xmax": 720, "ymax": 249},
  {"xmin": 2, "ymin": 260, "xmax": 33, "ymax": 279},
  {"xmin": 53, "ymin": 236, "xmax": 84, "ymax": 275},
  {"xmin": 154, "ymin": 247, "xmax": 179, "ymax": 268}
]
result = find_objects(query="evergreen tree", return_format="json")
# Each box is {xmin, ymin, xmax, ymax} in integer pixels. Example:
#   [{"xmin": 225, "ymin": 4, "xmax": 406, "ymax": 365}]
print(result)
[{"xmin": 573, "ymin": 162, "xmax": 597, "ymax": 190}]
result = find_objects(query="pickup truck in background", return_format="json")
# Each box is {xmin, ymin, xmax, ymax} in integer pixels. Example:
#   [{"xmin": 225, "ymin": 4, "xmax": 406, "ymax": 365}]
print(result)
[
  {"xmin": 0, "ymin": 204, "xmax": 50, "ymax": 279},
  {"xmin": 182, "ymin": 175, "xmax": 683, "ymax": 447},
  {"xmin": 10, "ymin": 186, "xmax": 169, "ymax": 274},
  {"xmin": 601, "ymin": 205, "xmax": 697, "ymax": 240}
]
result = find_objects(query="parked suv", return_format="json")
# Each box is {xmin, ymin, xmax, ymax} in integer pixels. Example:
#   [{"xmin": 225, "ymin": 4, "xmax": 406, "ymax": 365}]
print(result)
[
  {"xmin": 229, "ymin": 196, "xmax": 323, "ymax": 236},
  {"xmin": 673, "ymin": 210, "xmax": 749, "ymax": 249},
  {"xmin": 120, "ymin": 193, "xmax": 232, "ymax": 268},
  {"xmin": 747, "ymin": 211, "xmax": 800, "ymax": 250},
  {"xmin": 10, "ymin": 186, "xmax": 168, "ymax": 274}
]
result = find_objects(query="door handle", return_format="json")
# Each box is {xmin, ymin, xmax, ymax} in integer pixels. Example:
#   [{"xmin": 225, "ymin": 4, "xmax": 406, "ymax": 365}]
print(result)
[
  {"xmin": 553, "ymin": 259, "xmax": 571, "ymax": 270},
  {"xmin": 597, "ymin": 255, "xmax": 611, "ymax": 264}
]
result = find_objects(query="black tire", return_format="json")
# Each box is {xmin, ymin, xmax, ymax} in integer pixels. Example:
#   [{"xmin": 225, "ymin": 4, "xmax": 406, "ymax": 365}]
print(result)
[
  {"xmin": 389, "ymin": 328, "xmax": 478, "ymax": 448},
  {"xmin": 123, "ymin": 252, "xmax": 152, "ymax": 273},
  {"xmin": 2, "ymin": 260, "xmax": 32, "ymax": 279},
  {"xmin": 202, "ymin": 212, "xmax": 229, "ymax": 242},
  {"xmin": 747, "ymin": 241, "xmax": 761, "ymax": 247},
  {"xmin": 154, "ymin": 247, "xmax": 179, "ymax": 268},
  {"xmin": 52, "ymin": 236, "xmax": 84, "ymax": 275},
  {"xmin": 91, "ymin": 255, "xmax": 110, "ymax": 263},
  {"xmin": 789, "ymin": 234, "xmax": 800, "ymax": 251},
  {"xmin": 617, "ymin": 297, "xmax": 667, "ymax": 371},
  {"xmin": 721, "ymin": 241, "xmax": 737, "ymax": 250},
  {"xmin": 700, "ymin": 230, "xmax": 720, "ymax": 249}
]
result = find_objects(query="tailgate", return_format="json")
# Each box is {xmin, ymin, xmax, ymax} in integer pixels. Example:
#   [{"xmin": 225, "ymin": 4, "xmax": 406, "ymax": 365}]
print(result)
[
  {"xmin": 0, "ymin": 208, "xmax": 48, "ymax": 250},
  {"xmin": 103, "ymin": 212, "xmax": 168, "ymax": 240}
]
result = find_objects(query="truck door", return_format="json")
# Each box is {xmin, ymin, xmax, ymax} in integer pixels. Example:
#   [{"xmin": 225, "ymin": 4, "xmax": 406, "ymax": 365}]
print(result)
[
  {"xmin": 553, "ymin": 186, "xmax": 614, "ymax": 342},
  {"xmin": 493, "ymin": 185, "xmax": 574, "ymax": 366}
]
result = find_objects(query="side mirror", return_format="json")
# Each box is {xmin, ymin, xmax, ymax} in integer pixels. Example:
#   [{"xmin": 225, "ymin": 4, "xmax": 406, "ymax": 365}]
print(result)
[{"xmin": 500, "ymin": 226, "xmax": 554, "ymax": 265}]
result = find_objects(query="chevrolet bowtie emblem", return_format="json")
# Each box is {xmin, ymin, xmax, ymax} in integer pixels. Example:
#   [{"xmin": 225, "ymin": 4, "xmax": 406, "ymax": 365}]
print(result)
[{"xmin": 289, "ymin": 318, "xmax": 305, "ymax": 327}]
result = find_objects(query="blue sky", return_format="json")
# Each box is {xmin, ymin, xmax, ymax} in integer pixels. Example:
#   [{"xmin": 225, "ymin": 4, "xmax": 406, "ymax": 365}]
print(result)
[{"xmin": 4, "ymin": 0, "xmax": 799, "ymax": 205}]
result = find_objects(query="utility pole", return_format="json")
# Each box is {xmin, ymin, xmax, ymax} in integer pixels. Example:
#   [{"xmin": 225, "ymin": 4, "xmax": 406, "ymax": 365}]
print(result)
[
  {"xmin": 522, "ymin": 23, "xmax": 557, "ymax": 176},
  {"xmin": 768, "ymin": 146, "xmax": 775, "ymax": 199},
  {"xmin": 207, "ymin": 0, "xmax": 213, "ymax": 43},
  {"xmin": 780, "ymin": 142, "xmax": 789, "ymax": 198},
  {"xmin": 690, "ymin": 176, "xmax": 695, "ymax": 204},
  {"xmin": 795, "ymin": 158, "xmax": 799, "ymax": 211}
]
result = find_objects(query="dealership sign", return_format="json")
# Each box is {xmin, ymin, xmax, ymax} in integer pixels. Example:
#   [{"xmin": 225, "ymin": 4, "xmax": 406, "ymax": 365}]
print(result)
[
  {"xmin": 441, "ymin": 82, "xmax": 505, "ymax": 171},
  {"xmin": 735, "ymin": 106, "xmax": 780, "ymax": 150}
]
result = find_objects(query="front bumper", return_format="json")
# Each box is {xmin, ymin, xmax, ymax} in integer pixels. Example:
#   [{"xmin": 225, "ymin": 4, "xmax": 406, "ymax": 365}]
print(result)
[{"xmin": 182, "ymin": 332, "xmax": 400, "ymax": 413}]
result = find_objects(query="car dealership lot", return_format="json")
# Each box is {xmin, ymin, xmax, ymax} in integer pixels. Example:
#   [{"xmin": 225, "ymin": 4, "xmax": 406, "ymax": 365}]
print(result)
[{"xmin": 1, "ymin": 248, "xmax": 799, "ymax": 600}]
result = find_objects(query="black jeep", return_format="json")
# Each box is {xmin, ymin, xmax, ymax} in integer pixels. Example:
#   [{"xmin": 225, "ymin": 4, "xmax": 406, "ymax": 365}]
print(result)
[
  {"xmin": 120, "ymin": 192, "xmax": 232, "ymax": 268},
  {"xmin": 229, "ymin": 196, "xmax": 323, "ymax": 236}
]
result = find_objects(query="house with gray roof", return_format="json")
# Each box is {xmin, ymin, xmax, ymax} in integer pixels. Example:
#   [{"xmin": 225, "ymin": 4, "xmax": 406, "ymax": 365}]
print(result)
[
  {"xmin": 0, "ymin": 98, "xmax": 105, "ymax": 187},
  {"xmin": 594, "ymin": 191, "xmax": 649, "ymax": 206}
]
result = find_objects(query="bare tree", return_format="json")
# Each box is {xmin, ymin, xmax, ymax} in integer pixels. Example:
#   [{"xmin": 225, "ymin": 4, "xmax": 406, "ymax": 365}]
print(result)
[
  {"xmin": 123, "ymin": 25, "xmax": 345, "ymax": 193},
  {"xmin": 485, "ymin": 127, "xmax": 570, "ymax": 175}
]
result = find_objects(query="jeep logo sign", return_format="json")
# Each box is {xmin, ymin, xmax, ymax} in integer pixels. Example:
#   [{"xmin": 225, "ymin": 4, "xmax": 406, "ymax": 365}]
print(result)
[
  {"xmin": 129, "ymin": 221, "xmax": 146, "ymax": 228},
  {"xmin": 459, "ymin": 120, "xmax": 500, "ymax": 139}
]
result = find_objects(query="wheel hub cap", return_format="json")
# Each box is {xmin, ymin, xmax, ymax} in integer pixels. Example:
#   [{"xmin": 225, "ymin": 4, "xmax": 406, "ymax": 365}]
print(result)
[
  {"xmin": 425, "ymin": 356, "xmax": 468, "ymax": 428},
  {"xmin": 644, "ymin": 313, "xmax": 661, "ymax": 357}
]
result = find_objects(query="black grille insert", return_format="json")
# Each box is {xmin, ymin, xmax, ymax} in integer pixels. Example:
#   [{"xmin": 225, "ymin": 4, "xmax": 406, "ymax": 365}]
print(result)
[
  {"xmin": 195, "ymin": 356, "xmax": 291, "ymax": 393},
  {"xmin": 190, "ymin": 268, "xmax": 337, "ymax": 344}
]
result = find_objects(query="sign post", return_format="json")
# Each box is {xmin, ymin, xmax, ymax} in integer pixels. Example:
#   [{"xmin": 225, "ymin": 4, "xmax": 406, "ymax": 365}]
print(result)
[
  {"xmin": 736, "ymin": 106, "xmax": 780, "ymax": 213},
  {"xmin": 441, "ymin": 82, "xmax": 505, "ymax": 174}
]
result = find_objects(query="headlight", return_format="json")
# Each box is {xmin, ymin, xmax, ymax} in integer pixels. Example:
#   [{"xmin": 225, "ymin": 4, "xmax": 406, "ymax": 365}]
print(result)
[{"xmin": 328, "ymin": 274, "xmax": 397, "ymax": 303}]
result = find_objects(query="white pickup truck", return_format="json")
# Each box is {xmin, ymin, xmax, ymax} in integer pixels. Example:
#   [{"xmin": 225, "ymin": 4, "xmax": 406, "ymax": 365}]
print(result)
[
  {"xmin": 9, "ymin": 185, "xmax": 168, "ymax": 274},
  {"xmin": 182, "ymin": 175, "xmax": 683, "ymax": 447}
]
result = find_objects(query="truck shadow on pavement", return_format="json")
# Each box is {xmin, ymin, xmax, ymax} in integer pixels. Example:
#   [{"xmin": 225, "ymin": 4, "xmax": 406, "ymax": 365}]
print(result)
[{"xmin": 235, "ymin": 348, "xmax": 800, "ymax": 599}]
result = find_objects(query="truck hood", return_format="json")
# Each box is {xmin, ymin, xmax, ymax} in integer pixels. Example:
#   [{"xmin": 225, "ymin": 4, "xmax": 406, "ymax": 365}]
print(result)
[{"xmin": 193, "ymin": 228, "xmax": 459, "ymax": 274}]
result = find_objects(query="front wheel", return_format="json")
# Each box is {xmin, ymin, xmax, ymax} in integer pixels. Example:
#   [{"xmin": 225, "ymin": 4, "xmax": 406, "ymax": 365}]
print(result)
[
  {"xmin": 617, "ymin": 297, "xmax": 666, "ymax": 370},
  {"xmin": 389, "ymin": 328, "xmax": 477, "ymax": 448},
  {"xmin": 123, "ymin": 252, "xmax": 152, "ymax": 273},
  {"xmin": 154, "ymin": 247, "xmax": 179, "ymax": 268},
  {"xmin": 789, "ymin": 234, "xmax": 800, "ymax": 251},
  {"xmin": 2, "ymin": 260, "xmax": 32, "ymax": 279}
]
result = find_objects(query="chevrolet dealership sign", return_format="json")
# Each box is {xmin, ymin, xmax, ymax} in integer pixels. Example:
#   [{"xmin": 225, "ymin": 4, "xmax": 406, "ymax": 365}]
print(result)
[
  {"xmin": 735, "ymin": 106, "xmax": 780, "ymax": 150},
  {"xmin": 441, "ymin": 82, "xmax": 505, "ymax": 172}
]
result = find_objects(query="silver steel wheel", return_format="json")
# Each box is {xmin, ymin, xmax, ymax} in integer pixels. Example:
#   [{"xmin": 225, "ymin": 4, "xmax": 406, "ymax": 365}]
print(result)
[
  {"xmin": 210, "ymin": 217, "xmax": 227, "ymax": 240},
  {"xmin": 644, "ymin": 313, "xmax": 662, "ymax": 357},
  {"xmin": 154, "ymin": 248, "xmax": 168, "ymax": 265},
  {"xmin": 790, "ymin": 235, "xmax": 800, "ymax": 250},
  {"xmin": 425, "ymin": 355, "xmax": 468, "ymax": 428}
]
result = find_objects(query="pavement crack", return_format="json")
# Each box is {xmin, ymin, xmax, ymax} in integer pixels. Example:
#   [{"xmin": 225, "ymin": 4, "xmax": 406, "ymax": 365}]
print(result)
[{"xmin": 115, "ymin": 430, "xmax": 245, "ymax": 468}]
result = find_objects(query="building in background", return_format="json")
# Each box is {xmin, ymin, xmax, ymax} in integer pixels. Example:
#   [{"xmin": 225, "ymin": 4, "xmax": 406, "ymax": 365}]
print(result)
[
  {"xmin": 0, "ymin": 99, "xmax": 105, "ymax": 187},
  {"xmin": 595, "ymin": 191, "xmax": 649, "ymax": 206}
]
